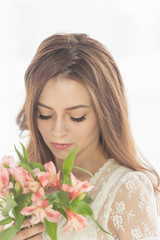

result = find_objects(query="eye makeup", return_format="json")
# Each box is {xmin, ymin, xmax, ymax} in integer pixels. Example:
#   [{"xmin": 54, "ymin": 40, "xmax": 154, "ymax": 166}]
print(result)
[
  {"xmin": 38, "ymin": 114, "xmax": 52, "ymax": 120},
  {"xmin": 38, "ymin": 114, "xmax": 87, "ymax": 122},
  {"xmin": 69, "ymin": 115, "xmax": 86, "ymax": 122}
]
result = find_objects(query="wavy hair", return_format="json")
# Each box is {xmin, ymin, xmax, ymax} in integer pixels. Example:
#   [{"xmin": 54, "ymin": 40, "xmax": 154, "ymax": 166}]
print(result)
[{"xmin": 17, "ymin": 33, "xmax": 160, "ymax": 192}]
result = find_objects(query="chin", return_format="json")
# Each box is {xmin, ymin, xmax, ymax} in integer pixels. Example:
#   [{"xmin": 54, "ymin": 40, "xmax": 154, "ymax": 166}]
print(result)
[{"xmin": 51, "ymin": 149, "xmax": 70, "ymax": 161}]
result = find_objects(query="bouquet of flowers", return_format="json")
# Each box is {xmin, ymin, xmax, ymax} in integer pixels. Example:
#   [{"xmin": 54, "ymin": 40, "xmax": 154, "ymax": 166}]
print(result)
[{"xmin": 0, "ymin": 143, "xmax": 109, "ymax": 240}]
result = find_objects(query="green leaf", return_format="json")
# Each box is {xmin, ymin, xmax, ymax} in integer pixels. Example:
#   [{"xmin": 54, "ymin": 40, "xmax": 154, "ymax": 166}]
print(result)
[
  {"xmin": 44, "ymin": 219, "xmax": 57, "ymax": 240},
  {"xmin": 70, "ymin": 200, "xmax": 110, "ymax": 235},
  {"xmin": 10, "ymin": 187, "xmax": 22, "ymax": 199},
  {"xmin": 14, "ymin": 214, "xmax": 25, "ymax": 231},
  {"xmin": 62, "ymin": 146, "xmax": 78, "ymax": 184},
  {"xmin": 82, "ymin": 196, "xmax": 92, "ymax": 204},
  {"xmin": 15, "ymin": 143, "xmax": 45, "ymax": 176},
  {"xmin": 0, "ymin": 196, "xmax": 5, "ymax": 201},
  {"xmin": 46, "ymin": 190, "xmax": 71, "ymax": 208},
  {"xmin": 9, "ymin": 174, "xmax": 16, "ymax": 185},
  {"xmin": 14, "ymin": 145, "xmax": 28, "ymax": 166},
  {"xmin": 73, "ymin": 166, "xmax": 93, "ymax": 177},
  {"xmin": 0, "ymin": 225, "xmax": 17, "ymax": 240},
  {"xmin": 70, "ymin": 199, "xmax": 93, "ymax": 217},
  {"xmin": 14, "ymin": 193, "xmax": 32, "ymax": 230},
  {"xmin": 3, "ymin": 163, "xmax": 10, "ymax": 169},
  {"xmin": 0, "ymin": 216, "xmax": 14, "ymax": 225},
  {"xmin": 91, "ymin": 217, "xmax": 110, "ymax": 235},
  {"xmin": 2, "ymin": 193, "xmax": 17, "ymax": 217},
  {"xmin": 15, "ymin": 193, "xmax": 32, "ymax": 208},
  {"xmin": 53, "ymin": 206, "xmax": 67, "ymax": 218},
  {"xmin": 20, "ymin": 142, "xmax": 30, "ymax": 163},
  {"xmin": 30, "ymin": 162, "xmax": 46, "ymax": 171},
  {"xmin": 19, "ymin": 162, "xmax": 35, "ymax": 178},
  {"xmin": 0, "ymin": 202, "xmax": 4, "ymax": 208}
]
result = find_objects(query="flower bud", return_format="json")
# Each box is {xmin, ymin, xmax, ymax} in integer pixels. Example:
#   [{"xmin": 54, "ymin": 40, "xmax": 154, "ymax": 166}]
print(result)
[
  {"xmin": 78, "ymin": 192, "xmax": 86, "ymax": 200},
  {"xmin": 15, "ymin": 181, "xmax": 21, "ymax": 193}
]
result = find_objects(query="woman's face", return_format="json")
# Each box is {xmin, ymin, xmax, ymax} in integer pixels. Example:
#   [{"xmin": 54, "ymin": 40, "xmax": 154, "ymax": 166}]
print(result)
[{"xmin": 37, "ymin": 78, "xmax": 100, "ymax": 164}]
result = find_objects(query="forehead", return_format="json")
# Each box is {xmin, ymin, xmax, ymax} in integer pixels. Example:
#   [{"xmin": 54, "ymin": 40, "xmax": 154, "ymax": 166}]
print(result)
[{"xmin": 38, "ymin": 78, "xmax": 92, "ymax": 108}]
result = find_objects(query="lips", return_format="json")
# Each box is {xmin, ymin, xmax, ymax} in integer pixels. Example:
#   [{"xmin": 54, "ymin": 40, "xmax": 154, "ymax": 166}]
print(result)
[{"xmin": 51, "ymin": 143, "xmax": 72, "ymax": 150}]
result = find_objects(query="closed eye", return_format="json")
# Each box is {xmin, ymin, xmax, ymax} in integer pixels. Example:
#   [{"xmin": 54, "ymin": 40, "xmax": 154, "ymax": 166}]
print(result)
[
  {"xmin": 70, "ymin": 115, "xmax": 86, "ymax": 122},
  {"xmin": 38, "ymin": 114, "xmax": 86, "ymax": 122},
  {"xmin": 38, "ymin": 114, "xmax": 52, "ymax": 120}
]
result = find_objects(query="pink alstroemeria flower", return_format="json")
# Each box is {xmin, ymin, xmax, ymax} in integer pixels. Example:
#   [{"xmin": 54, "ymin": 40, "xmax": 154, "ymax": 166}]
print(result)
[
  {"xmin": 64, "ymin": 209, "xmax": 88, "ymax": 234},
  {"xmin": 1, "ymin": 155, "xmax": 15, "ymax": 167},
  {"xmin": 62, "ymin": 173, "xmax": 94, "ymax": 200},
  {"xmin": 9, "ymin": 167, "xmax": 41, "ymax": 194},
  {"xmin": 0, "ymin": 164, "xmax": 11, "ymax": 197},
  {"xmin": 21, "ymin": 187, "xmax": 60, "ymax": 224},
  {"xmin": 38, "ymin": 161, "xmax": 60, "ymax": 188}
]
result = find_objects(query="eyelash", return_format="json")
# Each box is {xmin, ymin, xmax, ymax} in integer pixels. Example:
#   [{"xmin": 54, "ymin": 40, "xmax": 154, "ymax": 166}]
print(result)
[
  {"xmin": 70, "ymin": 115, "xmax": 86, "ymax": 122},
  {"xmin": 38, "ymin": 114, "xmax": 86, "ymax": 122},
  {"xmin": 39, "ymin": 115, "xmax": 52, "ymax": 120}
]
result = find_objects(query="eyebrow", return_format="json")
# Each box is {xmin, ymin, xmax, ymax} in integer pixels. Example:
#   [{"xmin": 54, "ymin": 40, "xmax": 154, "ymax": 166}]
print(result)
[{"xmin": 37, "ymin": 102, "xmax": 90, "ymax": 110}]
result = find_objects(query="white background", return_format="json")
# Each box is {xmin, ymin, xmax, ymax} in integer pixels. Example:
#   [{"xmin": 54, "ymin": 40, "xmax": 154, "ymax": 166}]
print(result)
[{"xmin": 0, "ymin": 0, "xmax": 159, "ymax": 172}]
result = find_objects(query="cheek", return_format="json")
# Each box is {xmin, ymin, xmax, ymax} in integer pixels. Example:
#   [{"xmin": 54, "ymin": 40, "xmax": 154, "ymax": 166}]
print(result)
[
  {"xmin": 37, "ymin": 120, "xmax": 49, "ymax": 139},
  {"xmin": 77, "ymin": 119, "xmax": 100, "ymax": 140},
  {"xmin": 90, "ymin": 123, "xmax": 100, "ymax": 139}
]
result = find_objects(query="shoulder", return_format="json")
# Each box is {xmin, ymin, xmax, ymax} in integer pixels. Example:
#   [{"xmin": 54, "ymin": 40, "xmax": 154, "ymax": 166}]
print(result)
[
  {"xmin": 117, "ymin": 170, "xmax": 154, "ymax": 197},
  {"xmin": 92, "ymin": 159, "xmax": 155, "ymax": 206},
  {"xmin": 95, "ymin": 163, "xmax": 160, "ymax": 238},
  {"xmin": 113, "ymin": 170, "xmax": 157, "ymax": 214},
  {"xmin": 107, "ymin": 170, "xmax": 160, "ymax": 238},
  {"xmin": 104, "ymin": 159, "xmax": 155, "ymax": 199},
  {"xmin": 104, "ymin": 159, "xmax": 155, "ymax": 198},
  {"xmin": 110, "ymin": 167, "xmax": 158, "ymax": 215}
]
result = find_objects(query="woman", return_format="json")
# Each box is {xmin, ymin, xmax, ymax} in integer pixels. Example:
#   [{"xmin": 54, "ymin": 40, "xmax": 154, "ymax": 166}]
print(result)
[{"xmin": 15, "ymin": 33, "xmax": 160, "ymax": 239}]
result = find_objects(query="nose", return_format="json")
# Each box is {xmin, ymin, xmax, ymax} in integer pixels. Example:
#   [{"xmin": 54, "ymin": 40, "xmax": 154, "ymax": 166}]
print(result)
[{"xmin": 51, "ymin": 117, "xmax": 68, "ymax": 139}]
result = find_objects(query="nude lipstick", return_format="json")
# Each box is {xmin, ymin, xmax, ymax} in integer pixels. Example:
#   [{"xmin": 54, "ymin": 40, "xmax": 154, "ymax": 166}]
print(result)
[{"xmin": 51, "ymin": 143, "xmax": 72, "ymax": 149}]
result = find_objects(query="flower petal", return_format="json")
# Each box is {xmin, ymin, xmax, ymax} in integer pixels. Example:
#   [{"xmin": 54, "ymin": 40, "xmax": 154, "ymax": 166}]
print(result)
[
  {"xmin": 71, "ymin": 181, "xmax": 94, "ymax": 200},
  {"xmin": 53, "ymin": 171, "xmax": 61, "ymax": 188},
  {"xmin": 63, "ymin": 173, "xmax": 94, "ymax": 200},
  {"xmin": 1, "ymin": 155, "xmax": 14, "ymax": 167},
  {"xmin": 32, "ymin": 187, "xmax": 45, "ymax": 203},
  {"xmin": 64, "ymin": 209, "xmax": 88, "ymax": 234},
  {"xmin": 45, "ymin": 207, "xmax": 60, "ymax": 222},
  {"xmin": 21, "ymin": 206, "xmax": 37, "ymax": 216},
  {"xmin": 0, "ymin": 166, "xmax": 10, "ymax": 196},
  {"xmin": 44, "ymin": 161, "xmax": 56, "ymax": 175},
  {"xmin": 62, "ymin": 184, "xmax": 74, "ymax": 193},
  {"xmin": 70, "ymin": 173, "xmax": 79, "ymax": 186},
  {"xmin": 34, "ymin": 208, "xmax": 46, "ymax": 223},
  {"xmin": 9, "ymin": 167, "xmax": 25, "ymax": 188},
  {"xmin": 37, "ymin": 172, "xmax": 50, "ymax": 188},
  {"xmin": 29, "ymin": 215, "xmax": 41, "ymax": 225}
]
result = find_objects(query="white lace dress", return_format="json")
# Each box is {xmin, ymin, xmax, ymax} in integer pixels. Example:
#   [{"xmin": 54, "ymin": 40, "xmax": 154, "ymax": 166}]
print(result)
[{"xmin": 42, "ymin": 159, "xmax": 160, "ymax": 240}]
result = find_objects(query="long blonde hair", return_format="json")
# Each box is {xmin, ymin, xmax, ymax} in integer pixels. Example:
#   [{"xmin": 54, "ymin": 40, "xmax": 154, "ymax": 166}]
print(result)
[{"xmin": 17, "ymin": 33, "xmax": 160, "ymax": 192}]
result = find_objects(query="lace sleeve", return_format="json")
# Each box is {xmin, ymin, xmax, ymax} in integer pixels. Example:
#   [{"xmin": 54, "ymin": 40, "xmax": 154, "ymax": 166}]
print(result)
[{"xmin": 108, "ymin": 173, "xmax": 160, "ymax": 239}]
